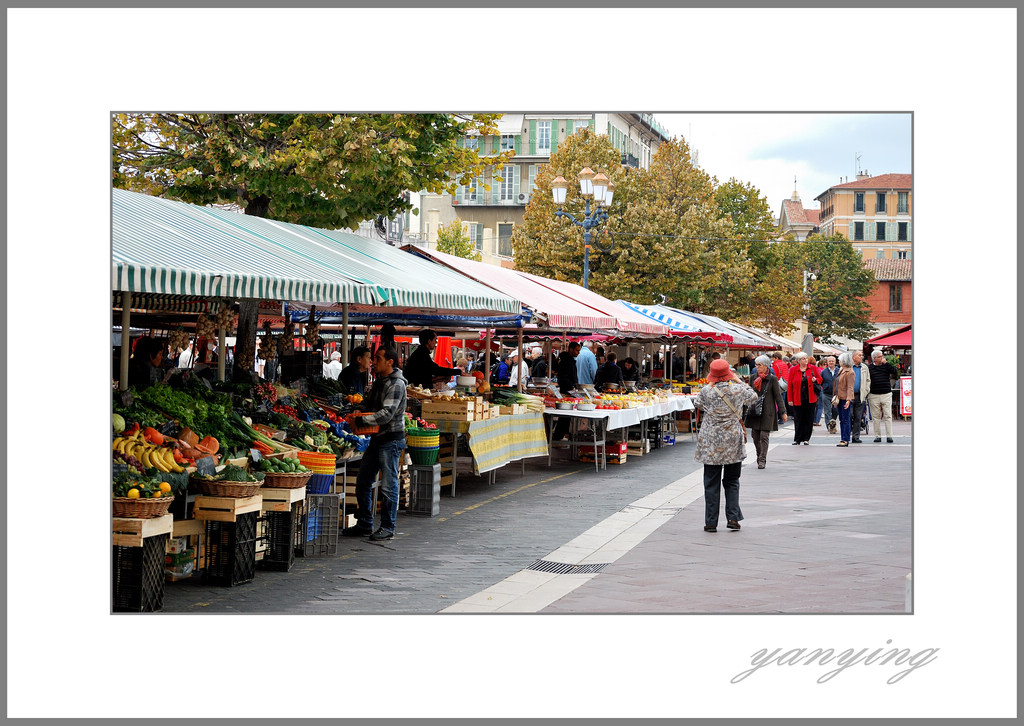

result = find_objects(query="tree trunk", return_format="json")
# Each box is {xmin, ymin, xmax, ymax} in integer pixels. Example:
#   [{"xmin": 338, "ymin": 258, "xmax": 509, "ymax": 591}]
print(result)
[
  {"xmin": 233, "ymin": 195, "xmax": 272, "ymax": 379},
  {"xmin": 234, "ymin": 299, "xmax": 259, "ymax": 381}
]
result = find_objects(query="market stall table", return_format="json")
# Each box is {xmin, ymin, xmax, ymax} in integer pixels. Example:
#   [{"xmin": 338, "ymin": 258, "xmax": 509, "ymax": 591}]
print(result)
[{"xmin": 423, "ymin": 413, "xmax": 550, "ymax": 496}]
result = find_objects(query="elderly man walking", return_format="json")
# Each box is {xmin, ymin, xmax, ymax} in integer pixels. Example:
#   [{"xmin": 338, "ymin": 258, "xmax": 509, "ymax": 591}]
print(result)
[
  {"xmin": 850, "ymin": 350, "xmax": 871, "ymax": 443},
  {"xmin": 867, "ymin": 350, "xmax": 899, "ymax": 442}
]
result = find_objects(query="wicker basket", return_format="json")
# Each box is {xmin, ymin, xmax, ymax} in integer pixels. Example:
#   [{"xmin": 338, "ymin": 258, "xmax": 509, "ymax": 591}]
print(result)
[
  {"xmin": 347, "ymin": 411, "xmax": 380, "ymax": 435},
  {"xmin": 408, "ymin": 446, "xmax": 440, "ymax": 466},
  {"xmin": 112, "ymin": 496, "xmax": 175, "ymax": 519},
  {"xmin": 261, "ymin": 471, "xmax": 313, "ymax": 489},
  {"xmin": 406, "ymin": 432, "xmax": 441, "ymax": 448},
  {"xmin": 192, "ymin": 478, "xmax": 264, "ymax": 498}
]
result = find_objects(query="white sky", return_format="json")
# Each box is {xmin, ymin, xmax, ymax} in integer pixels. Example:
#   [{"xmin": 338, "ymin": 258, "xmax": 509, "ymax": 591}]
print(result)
[{"xmin": 656, "ymin": 113, "xmax": 912, "ymax": 218}]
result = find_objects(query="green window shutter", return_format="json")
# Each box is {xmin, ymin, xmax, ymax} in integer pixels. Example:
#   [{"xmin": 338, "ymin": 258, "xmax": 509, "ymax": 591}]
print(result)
[
  {"xmin": 457, "ymin": 137, "xmax": 464, "ymax": 149},
  {"xmin": 866, "ymin": 220, "xmax": 875, "ymax": 241},
  {"xmin": 906, "ymin": 250, "xmax": 912, "ymax": 260},
  {"xmin": 566, "ymin": 119, "xmax": 574, "ymax": 136},
  {"xmin": 477, "ymin": 223, "xmax": 484, "ymax": 251},
  {"xmin": 491, "ymin": 169, "xmax": 501, "ymax": 204},
  {"xmin": 513, "ymin": 166, "xmax": 521, "ymax": 201},
  {"xmin": 550, "ymin": 120, "xmax": 560, "ymax": 155},
  {"xmin": 907, "ymin": 222, "xmax": 912, "ymax": 241},
  {"xmin": 514, "ymin": 135, "xmax": 521, "ymax": 154},
  {"xmin": 529, "ymin": 120, "xmax": 537, "ymax": 155},
  {"xmin": 589, "ymin": 118, "xmax": 595, "ymax": 130},
  {"xmin": 455, "ymin": 183, "xmax": 464, "ymax": 203}
]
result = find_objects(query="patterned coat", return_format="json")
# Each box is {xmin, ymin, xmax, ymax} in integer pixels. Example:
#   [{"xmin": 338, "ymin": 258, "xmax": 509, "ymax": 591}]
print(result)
[{"xmin": 694, "ymin": 381, "xmax": 758, "ymax": 465}]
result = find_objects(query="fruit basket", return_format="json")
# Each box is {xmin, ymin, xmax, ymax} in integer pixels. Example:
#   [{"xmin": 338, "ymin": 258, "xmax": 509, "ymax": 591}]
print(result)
[
  {"xmin": 191, "ymin": 478, "xmax": 263, "ymax": 498},
  {"xmin": 261, "ymin": 471, "xmax": 313, "ymax": 489},
  {"xmin": 112, "ymin": 496, "xmax": 175, "ymax": 519}
]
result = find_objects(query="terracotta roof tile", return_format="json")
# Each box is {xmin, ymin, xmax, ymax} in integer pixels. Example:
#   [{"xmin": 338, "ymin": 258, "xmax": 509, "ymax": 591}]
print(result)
[
  {"xmin": 831, "ymin": 173, "xmax": 912, "ymax": 191},
  {"xmin": 863, "ymin": 258, "xmax": 912, "ymax": 281},
  {"xmin": 782, "ymin": 199, "xmax": 809, "ymax": 226},
  {"xmin": 804, "ymin": 209, "xmax": 820, "ymax": 225}
]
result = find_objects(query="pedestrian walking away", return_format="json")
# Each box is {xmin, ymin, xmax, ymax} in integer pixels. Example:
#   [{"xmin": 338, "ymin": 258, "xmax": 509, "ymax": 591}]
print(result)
[
  {"xmin": 745, "ymin": 355, "xmax": 786, "ymax": 469},
  {"xmin": 787, "ymin": 352, "xmax": 822, "ymax": 445},
  {"xmin": 850, "ymin": 350, "xmax": 870, "ymax": 443},
  {"xmin": 834, "ymin": 352, "xmax": 856, "ymax": 446},
  {"xmin": 867, "ymin": 350, "xmax": 898, "ymax": 442},
  {"xmin": 693, "ymin": 359, "xmax": 758, "ymax": 532},
  {"xmin": 343, "ymin": 347, "xmax": 408, "ymax": 541}
]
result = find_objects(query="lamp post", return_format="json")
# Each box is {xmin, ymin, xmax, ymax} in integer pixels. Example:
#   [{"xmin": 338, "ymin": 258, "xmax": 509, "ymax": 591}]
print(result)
[{"xmin": 551, "ymin": 167, "xmax": 615, "ymax": 290}]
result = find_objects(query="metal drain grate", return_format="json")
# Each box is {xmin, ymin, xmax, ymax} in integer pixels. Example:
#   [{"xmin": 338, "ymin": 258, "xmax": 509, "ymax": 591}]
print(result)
[{"xmin": 527, "ymin": 559, "xmax": 609, "ymax": 575}]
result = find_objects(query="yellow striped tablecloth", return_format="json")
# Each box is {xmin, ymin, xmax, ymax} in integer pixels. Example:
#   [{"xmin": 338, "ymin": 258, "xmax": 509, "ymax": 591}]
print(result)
[{"xmin": 425, "ymin": 413, "xmax": 550, "ymax": 475}]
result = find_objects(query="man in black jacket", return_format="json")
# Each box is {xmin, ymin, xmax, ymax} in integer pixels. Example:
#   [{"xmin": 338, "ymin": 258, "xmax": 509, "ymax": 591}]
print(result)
[
  {"xmin": 403, "ymin": 329, "xmax": 461, "ymax": 389},
  {"xmin": 867, "ymin": 350, "xmax": 898, "ymax": 443},
  {"xmin": 551, "ymin": 343, "xmax": 581, "ymax": 441}
]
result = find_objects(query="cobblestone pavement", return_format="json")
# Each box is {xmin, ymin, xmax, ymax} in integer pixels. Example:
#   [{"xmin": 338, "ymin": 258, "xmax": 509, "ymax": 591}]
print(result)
[{"xmin": 159, "ymin": 419, "xmax": 911, "ymax": 615}]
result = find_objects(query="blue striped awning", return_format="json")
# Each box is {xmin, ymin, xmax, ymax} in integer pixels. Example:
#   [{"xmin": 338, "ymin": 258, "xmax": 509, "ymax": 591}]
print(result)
[{"xmin": 112, "ymin": 188, "xmax": 521, "ymax": 315}]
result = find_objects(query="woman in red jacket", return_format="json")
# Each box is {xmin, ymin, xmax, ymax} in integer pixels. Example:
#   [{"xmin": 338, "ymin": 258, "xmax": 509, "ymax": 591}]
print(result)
[{"xmin": 787, "ymin": 352, "xmax": 822, "ymax": 445}]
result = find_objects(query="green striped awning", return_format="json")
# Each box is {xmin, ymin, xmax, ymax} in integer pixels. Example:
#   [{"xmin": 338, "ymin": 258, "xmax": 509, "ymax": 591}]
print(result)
[{"xmin": 112, "ymin": 188, "xmax": 521, "ymax": 314}]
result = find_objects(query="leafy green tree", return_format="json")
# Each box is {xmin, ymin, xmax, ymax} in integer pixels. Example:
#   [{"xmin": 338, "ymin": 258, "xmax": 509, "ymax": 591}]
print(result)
[
  {"xmin": 714, "ymin": 177, "xmax": 805, "ymax": 334},
  {"xmin": 112, "ymin": 113, "xmax": 511, "ymax": 373},
  {"xmin": 512, "ymin": 127, "xmax": 623, "ymax": 284},
  {"xmin": 801, "ymin": 233, "xmax": 877, "ymax": 343},
  {"xmin": 436, "ymin": 217, "xmax": 482, "ymax": 261}
]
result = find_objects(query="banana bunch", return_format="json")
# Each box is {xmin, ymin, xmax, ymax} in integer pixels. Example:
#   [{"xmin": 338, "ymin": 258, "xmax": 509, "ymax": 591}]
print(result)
[{"xmin": 113, "ymin": 431, "xmax": 185, "ymax": 473}]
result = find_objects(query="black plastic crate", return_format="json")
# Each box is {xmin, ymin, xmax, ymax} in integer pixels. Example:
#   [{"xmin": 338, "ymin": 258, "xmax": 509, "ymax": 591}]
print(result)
[
  {"xmin": 260, "ymin": 503, "xmax": 301, "ymax": 572},
  {"xmin": 113, "ymin": 533, "xmax": 168, "ymax": 612},
  {"xmin": 409, "ymin": 464, "xmax": 441, "ymax": 517},
  {"xmin": 203, "ymin": 511, "xmax": 257, "ymax": 586},
  {"xmin": 298, "ymin": 494, "xmax": 339, "ymax": 558}
]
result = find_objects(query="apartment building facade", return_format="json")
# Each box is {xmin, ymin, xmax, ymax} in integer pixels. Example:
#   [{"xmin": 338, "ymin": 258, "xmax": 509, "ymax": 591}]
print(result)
[
  {"xmin": 814, "ymin": 172, "xmax": 912, "ymax": 261},
  {"xmin": 405, "ymin": 113, "xmax": 672, "ymax": 267}
]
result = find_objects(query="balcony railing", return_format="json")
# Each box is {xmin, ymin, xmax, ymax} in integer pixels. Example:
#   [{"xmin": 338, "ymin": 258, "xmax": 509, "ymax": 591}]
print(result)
[
  {"xmin": 621, "ymin": 152, "xmax": 640, "ymax": 168},
  {"xmin": 454, "ymin": 194, "xmax": 530, "ymax": 207}
]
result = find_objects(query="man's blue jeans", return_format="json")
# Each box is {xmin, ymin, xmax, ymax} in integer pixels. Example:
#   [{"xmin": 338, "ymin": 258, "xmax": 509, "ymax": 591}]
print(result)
[{"xmin": 354, "ymin": 436, "xmax": 405, "ymax": 533}]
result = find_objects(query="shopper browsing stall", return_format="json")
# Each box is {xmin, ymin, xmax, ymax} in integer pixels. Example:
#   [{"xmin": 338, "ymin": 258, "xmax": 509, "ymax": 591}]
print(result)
[{"xmin": 339, "ymin": 346, "xmax": 372, "ymax": 396}]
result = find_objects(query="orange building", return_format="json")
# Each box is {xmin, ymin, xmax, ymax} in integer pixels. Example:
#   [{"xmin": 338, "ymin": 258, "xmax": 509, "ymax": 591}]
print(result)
[
  {"xmin": 814, "ymin": 172, "xmax": 912, "ymax": 261},
  {"xmin": 862, "ymin": 258, "xmax": 911, "ymax": 334}
]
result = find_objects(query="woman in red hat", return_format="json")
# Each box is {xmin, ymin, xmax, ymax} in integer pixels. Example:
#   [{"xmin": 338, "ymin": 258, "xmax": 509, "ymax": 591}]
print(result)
[{"xmin": 693, "ymin": 358, "xmax": 758, "ymax": 532}]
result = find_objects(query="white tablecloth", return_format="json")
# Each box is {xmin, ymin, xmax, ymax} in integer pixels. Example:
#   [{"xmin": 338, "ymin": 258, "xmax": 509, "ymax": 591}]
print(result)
[{"xmin": 544, "ymin": 395, "xmax": 693, "ymax": 431}]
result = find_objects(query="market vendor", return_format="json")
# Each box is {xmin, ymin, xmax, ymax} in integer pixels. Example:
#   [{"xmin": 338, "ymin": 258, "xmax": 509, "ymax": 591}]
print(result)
[
  {"xmin": 403, "ymin": 329, "xmax": 462, "ymax": 389},
  {"xmin": 127, "ymin": 336, "xmax": 170, "ymax": 389},
  {"xmin": 339, "ymin": 346, "xmax": 372, "ymax": 396},
  {"xmin": 343, "ymin": 347, "xmax": 408, "ymax": 542},
  {"xmin": 620, "ymin": 356, "xmax": 640, "ymax": 384},
  {"xmin": 593, "ymin": 351, "xmax": 625, "ymax": 390},
  {"xmin": 551, "ymin": 342, "xmax": 581, "ymax": 441}
]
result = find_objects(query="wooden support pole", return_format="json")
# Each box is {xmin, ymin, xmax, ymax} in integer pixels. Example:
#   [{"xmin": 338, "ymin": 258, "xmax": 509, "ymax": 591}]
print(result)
[{"xmin": 119, "ymin": 291, "xmax": 132, "ymax": 391}]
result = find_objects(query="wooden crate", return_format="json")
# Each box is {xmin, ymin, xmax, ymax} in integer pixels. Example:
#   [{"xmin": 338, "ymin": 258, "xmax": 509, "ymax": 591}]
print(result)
[
  {"xmin": 112, "ymin": 514, "xmax": 173, "ymax": 548},
  {"xmin": 421, "ymin": 400, "xmax": 474, "ymax": 421},
  {"xmin": 260, "ymin": 486, "xmax": 306, "ymax": 512},
  {"xmin": 194, "ymin": 495, "xmax": 262, "ymax": 522},
  {"xmin": 498, "ymin": 404, "xmax": 527, "ymax": 416},
  {"xmin": 172, "ymin": 518, "xmax": 205, "ymax": 538},
  {"xmin": 580, "ymin": 454, "xmax": 627, "ymax": 465}
]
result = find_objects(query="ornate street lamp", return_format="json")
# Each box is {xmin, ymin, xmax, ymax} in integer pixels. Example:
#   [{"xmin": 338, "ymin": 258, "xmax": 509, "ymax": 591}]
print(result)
[{"xmin": 551, "ymin": 167, "xmax": 615, "ymax": 290}]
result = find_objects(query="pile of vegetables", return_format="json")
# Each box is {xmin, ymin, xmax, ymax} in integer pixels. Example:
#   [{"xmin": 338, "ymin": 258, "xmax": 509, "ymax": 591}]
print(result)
[
  {"xmin": 257, "ymin": 457, "xmax": 310, "ymax": 474},
  {"xmin": 191, "ymin": 463, "xmax": 262, "ymax": 483},
  {"xmin": 307, "ymin": 376, "xmax": 347, "ymax": 397}
]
